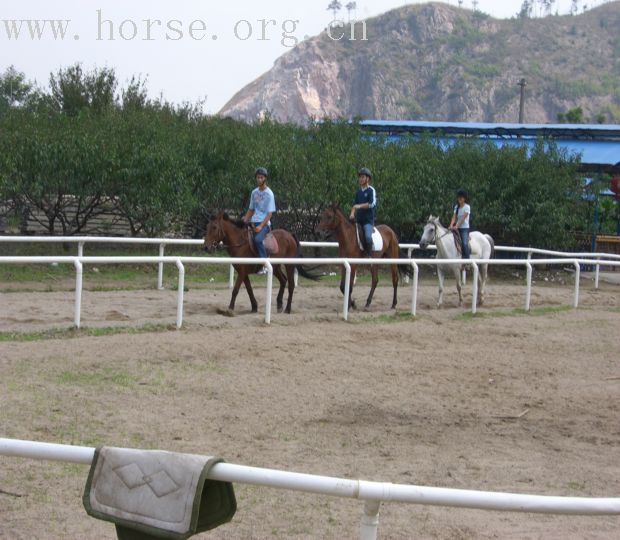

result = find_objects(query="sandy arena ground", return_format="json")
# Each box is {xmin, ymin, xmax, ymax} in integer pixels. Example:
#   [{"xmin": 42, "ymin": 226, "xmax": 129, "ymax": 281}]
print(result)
[{"xmin": 1, "ymin": 277, "xmax": 619, "ymax": 539}]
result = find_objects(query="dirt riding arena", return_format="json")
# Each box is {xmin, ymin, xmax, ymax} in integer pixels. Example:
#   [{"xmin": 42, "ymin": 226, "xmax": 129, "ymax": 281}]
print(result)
[{"xmin": 1, "ymin": 277, "xmax": 620, "ymax": 539}]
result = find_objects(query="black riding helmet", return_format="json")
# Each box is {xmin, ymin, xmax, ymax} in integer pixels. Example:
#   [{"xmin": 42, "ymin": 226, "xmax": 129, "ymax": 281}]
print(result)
[
  {"xmin": 255, "ymin": 167, "xmax": 268, "ymax": 178},
  {"xmin": 358, "ymin": 167, "xmax": 372, "ymax": 179}
]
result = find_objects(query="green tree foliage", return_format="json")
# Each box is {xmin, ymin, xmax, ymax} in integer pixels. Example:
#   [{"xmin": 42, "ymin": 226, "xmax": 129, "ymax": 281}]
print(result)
[
  {"xmin": 557, "ymin": 106, "xmax": 584, "ymax": 124},
  {"xmin": 49, "ymin": 64, "xmax": 118, "ymax": 116},
  {"xmin": 0, "ymin": 66, "xmax": 35, "ymax": 116},
  {"xmin": 0, "ymin": 69, "xmax": 585, "ymax": 246}
]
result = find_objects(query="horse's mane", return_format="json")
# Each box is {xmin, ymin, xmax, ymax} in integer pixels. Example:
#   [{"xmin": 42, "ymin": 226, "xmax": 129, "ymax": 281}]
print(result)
[
  {"xmin": 428, "ymin": 215, "xmax": 446, "ymax": 230},
  {"xmin": 329, "ymin": 204, "xmax": 347, "ymax": 220},
  {"xmin": 220, "ymin": 213, "xmax": 246, "ymax": 229}
]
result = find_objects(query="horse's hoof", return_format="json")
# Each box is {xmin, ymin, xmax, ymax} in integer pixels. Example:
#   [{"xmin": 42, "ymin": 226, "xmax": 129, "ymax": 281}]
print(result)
[
  {"xmin": 285, "ymin": 309, "xmax": 292, "ymax": 315},
  {"xmin": 363, "ymin": 306, "xmax": 371, "ymax": 312},
  {"xmin": 277, "ymin": 306, "xmax": 284, "ymax": 314},
  {"xmin": 216, "ymin": 308, "xmax": 235, "ymax": 318},
  {"xmin": 251, "ymin": 307, "xmax": 258, "ymax": 314}
]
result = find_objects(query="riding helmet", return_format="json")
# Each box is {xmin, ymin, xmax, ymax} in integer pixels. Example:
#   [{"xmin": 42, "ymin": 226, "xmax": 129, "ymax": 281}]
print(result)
[
  {"xmin": 255, "ymin": 167, "xmax": 268, "ymax": 178},
  {"xmin": 358, "ymin": 167, "xmax": 372, "ymax": 179}
]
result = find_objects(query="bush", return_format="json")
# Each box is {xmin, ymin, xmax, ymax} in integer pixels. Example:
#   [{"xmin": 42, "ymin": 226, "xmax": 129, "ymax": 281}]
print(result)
[{"xmin": 0, "ymin": 109, "xmax": 583, "ymax": 248}]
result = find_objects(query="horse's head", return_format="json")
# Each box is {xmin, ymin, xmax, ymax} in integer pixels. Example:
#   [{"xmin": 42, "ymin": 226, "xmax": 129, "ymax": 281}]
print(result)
[
  {"xmin": 419, "ymin": 215, "xmax": 440, "ymax": 250},
  {"xmin": 203, "ymin": 212, "xmax": 228, "ymax": 253},
  {"xmin": 317, "ymin": 204, "xmax": 342, "ymax": 234}
]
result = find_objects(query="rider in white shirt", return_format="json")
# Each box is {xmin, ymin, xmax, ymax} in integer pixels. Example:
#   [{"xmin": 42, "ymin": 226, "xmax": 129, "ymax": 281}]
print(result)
[{"xmin": 449, "ymin": 189, "xmax": 471, "ymax": 259}]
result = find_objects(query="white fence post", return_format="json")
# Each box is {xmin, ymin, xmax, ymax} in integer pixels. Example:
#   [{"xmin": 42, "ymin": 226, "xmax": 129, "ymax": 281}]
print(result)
[
  {"xmin": 525, "ymin": 262, "xmax": 533, "ymax": 312},
  {"xmin": 77, "ymin": 241, "xmax": 85, "ymax": 258},
  {"xmin": 359, "ymin": 500, "xmax": 380, "ymax": 540},
  {"xmin": 229, "ymin": 265, "xmax": 235, "ymax": 289},
  {"xmin": 411, "ymin": 262, "xmax": 419, "ymax": 317},
  {"xmin": 74, "ymin": 260, "xmax": 83, "ymax": 329},
  {"xmin": 471, "ymin": 262, "xmax": 479, "ymax": 315},
  {"xmin": 404, "ymin": 248, "xmax": 413, "ymax": 284},
  {"xmin": 595, "ymin": 258, "xmax": 600, "ymax": 290},
  {"xmin": 343, "ymin": 262, "xmax": 352, "ymax": 321},
  {"xmin": 158, "ymin": 244, "xmax": 165, "ymax": 290},
  {"xmin": 573, "ymin": 261, "xmax": 580, "ymax": 309},
  {"xmin": 264, "ymin": 261, "xmax": 273, "ymax": 325},
  {"xmin": 176, "ymin": 259, "xmax": 185, "ymax": 329}
]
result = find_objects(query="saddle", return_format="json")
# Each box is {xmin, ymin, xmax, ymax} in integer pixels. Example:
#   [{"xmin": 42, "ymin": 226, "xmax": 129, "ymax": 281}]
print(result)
[
  {"xmin": 355, "ymin": 224, "xmax": 384, "ymax": 253},
  {"xmin": 452, "ymin": 230, "xmax": 463, "ymax": 257},
  {"xmin": 247, "ymin": 226, "xmax": 280, "ymax": 257},
  {"xmin": 452, "ymin": 230, "xmax": 472, "ymax": 258}
]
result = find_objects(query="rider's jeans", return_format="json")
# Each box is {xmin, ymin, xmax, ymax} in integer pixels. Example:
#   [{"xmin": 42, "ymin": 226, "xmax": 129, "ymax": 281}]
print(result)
[
  {"xmin": 362, "ymin": 223, "xmax": 374, "ymax": 250},
  {"xmin": 254, "ymin": 224, "xmax": 271, "ymax": 259},
  {"xmin": 459, "ymin": 228, "xmax": 470, "ymax": 259}
]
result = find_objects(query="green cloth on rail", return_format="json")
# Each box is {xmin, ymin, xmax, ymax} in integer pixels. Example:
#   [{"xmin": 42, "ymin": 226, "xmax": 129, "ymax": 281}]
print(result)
[{"xmin": 83, "ymin": 447, "xmax": 236, "ymax": 540}]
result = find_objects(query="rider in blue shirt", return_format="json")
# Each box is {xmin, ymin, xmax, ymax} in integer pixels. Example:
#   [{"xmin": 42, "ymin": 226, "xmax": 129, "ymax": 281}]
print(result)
[
  {"xmin": 350, "ymin": 167, "xmax": 377, "ymax": 257},
  {"xmin": 243, "ymin": 167, "xmax": 276, "ymax": 275}
]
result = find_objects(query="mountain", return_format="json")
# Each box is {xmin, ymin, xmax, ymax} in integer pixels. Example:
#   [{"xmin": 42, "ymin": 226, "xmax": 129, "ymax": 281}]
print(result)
[{"xmin": 219, "ymin": 1, "xmax": 620, "ymax": 125}]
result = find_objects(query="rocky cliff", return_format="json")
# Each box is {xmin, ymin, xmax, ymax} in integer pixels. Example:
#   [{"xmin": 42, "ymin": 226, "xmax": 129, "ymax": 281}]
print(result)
[{"xmin": 219, "ymin": 1, "xmax": 620, "ymax": 124}]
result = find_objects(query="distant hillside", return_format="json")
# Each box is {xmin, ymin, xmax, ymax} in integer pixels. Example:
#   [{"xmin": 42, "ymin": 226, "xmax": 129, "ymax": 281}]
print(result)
[{"xmin": 219, "ymin": 1, "xmax": 620, "ymax": 124}]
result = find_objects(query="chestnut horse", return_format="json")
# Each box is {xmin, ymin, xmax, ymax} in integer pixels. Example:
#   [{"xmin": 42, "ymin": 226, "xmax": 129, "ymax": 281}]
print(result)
[
  {"xmin": 204, "ymin": 213, "xmax": 319, "ymax": 314},
  {"xmin": 317, "ymin": 205, "xmax": 412, "ymax": 310}
]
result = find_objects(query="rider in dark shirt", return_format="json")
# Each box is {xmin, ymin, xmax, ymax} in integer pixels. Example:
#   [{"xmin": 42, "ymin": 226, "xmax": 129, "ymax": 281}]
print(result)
[{"xmin": 350, "ymin": 168, "xmax": 377, "ymax": 257}]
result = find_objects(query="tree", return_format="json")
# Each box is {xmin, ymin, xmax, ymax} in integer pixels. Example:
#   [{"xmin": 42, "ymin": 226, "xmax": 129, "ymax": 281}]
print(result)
[
  {"xmin": 570, "ymin": 0, "xmax": 579, "ymax": 15},
  {"xmin": 121, "ymin": 75, "xmax": 150, "ymax": 111},
  {"xmin": 518, "ymin": 1, "xmax": 533, "ymax": 18},
  {"xmin": 0, "ymin": 66, "xmax": 33, "ymax": 115},
  {"xmin": 557, "ymin": 107, "xmax": 584, "ymax": 124},
  {"xmin": 49, "ymin": 64, "xmax": 117, "ymax": 116},
  {"xmin": 345, "ymin": 2, "xmax": 357, "ymax": 22},
  {"xmin": 327, "ymin": 1, "xmax": 343, "ymax": 22},
  {"xmin": 540, "ymin": 0, "xmax": 556, "ymax": 16}
]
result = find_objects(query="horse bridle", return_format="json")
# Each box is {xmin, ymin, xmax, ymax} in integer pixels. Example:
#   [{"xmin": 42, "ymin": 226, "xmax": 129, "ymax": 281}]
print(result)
[
  {"xmin": 429, "ymin": 221, "xmax": 452, "ymax": 242},
  {"xmin": 210, "ymin": 221, "xmax": 252, "ymax": 250}
]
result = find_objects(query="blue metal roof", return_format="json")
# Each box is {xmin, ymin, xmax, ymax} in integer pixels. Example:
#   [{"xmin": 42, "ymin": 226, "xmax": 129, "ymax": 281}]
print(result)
[
  {"xmin": 361, "ymin": 120, "xmax": 620, "ymax": 170},
  {"xmin": 360, "ymin": 120, "xmax": 620, "ymax": 140}
]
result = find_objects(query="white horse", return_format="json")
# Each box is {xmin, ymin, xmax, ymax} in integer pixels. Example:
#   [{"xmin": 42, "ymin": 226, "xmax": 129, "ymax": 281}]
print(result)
[{"xmin": 419, "ymin": 216, "xmax": 495, "ymax": 308}]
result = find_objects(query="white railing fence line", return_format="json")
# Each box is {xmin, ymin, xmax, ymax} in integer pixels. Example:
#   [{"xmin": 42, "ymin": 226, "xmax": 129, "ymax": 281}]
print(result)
[
  {"xmin": 2, "ymin": 235, "xmax": 620, "ymax": 291},
  {"xmin": 1, "ymin": 255, "xmax": 619, "ymax": 328},
  {"xmin": 0, "ymin": 438, "xmax": 618, "ymax": 540}
]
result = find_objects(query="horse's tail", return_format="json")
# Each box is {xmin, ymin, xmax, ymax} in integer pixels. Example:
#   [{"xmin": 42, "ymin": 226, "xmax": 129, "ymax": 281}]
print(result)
[
  {"xmin": 293, "ymin": 234, "xmax": 322, "ymax": 282},
  {"xmin": 485, "ymin": 234, "xmax": 495, "ymax": 259},
  {"xmin": 396, "ymin": 247, "xmax": 414, "ymax": 279}
]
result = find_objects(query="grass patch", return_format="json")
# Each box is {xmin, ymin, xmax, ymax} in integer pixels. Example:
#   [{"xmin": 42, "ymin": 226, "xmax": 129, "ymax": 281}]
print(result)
[
  {"xmin": 360, "ymin": 311, "xmax": 417, "ymax": 324},
  {"xmin": 455, "ymin": 306, "xmax": 572, "ymax": 321},
  {"xmin": 57, "ymin": 368, "xmax": 137, "ymax": 388},
  {"xmin": 0, "ymin": 323, "xmax": 175, "ymax": 343}
]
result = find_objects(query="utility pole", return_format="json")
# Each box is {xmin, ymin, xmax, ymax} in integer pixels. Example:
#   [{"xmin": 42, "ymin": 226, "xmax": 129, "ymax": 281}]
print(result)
[{"xmin": 518, "ymin": 78, "xmax": 527, "ymax": 123}]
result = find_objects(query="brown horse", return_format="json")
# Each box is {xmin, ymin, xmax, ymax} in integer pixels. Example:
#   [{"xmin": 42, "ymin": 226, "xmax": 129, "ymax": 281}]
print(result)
[
  {"xmin": 317, "ymin": 205, "xmax": 412, "ymax": 310},
  {"xmin": 204, "ymin": 212, "xmax": 319, "ymax": 314}
]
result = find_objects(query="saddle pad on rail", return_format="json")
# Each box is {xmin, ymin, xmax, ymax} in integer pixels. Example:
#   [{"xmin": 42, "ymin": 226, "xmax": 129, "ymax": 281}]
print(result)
[
  {"xmin": 355, "ymin": 225, "xmax": 383, "ymax": 252},
  {"xmin": 83, "ymin": 447, "xmax": 236, "ymax": 540}
]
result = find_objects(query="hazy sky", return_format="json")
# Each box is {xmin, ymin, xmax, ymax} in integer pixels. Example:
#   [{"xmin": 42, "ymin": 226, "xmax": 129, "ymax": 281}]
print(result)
[{"xmin": 1, "ymin": 0, "xmax": 604, "ymax": 112}]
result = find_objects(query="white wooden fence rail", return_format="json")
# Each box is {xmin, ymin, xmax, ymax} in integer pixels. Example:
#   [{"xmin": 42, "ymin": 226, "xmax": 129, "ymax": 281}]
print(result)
[
  {"xmin": 1, "ymin": 255, "xmax": 619, "ymax": 327},
  {"xmin": 1, "ymin": 438, "xmax": 619, "ymax": 540}
]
